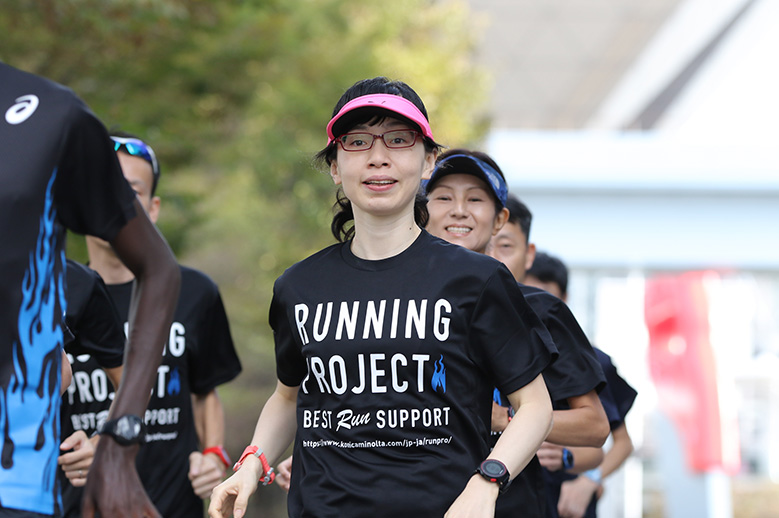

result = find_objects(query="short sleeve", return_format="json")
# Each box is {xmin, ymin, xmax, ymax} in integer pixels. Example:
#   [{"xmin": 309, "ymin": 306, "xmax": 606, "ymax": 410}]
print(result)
[
  {"xmin": 596, "ymin": 348, "xmax": 637, "ymax": 428},
  {"xmin": 54, "ymin": 101, "xmax": 136, "ymax": 240},
  {"xmin": 64, "ymin": 262, "xmax": 125, "ymax": 368},
  {"xmin": 526, "ymin": 292, "xmax": 606, "ymax": 403},
  {"xmin": 271, "ymin": 279, "xmax": 308, "ymax": 387},
  {"xmin": 468, "ymin": 266, "xmax": 556, "ymax": 397},
  {"xmin": 188, "ymin": 286, "xmax": 242, "ymax": 395}
]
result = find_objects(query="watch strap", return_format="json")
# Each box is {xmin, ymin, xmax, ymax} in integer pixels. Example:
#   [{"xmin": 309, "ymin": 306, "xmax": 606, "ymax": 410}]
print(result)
[
  {"xmin": 96, "ymin": 414, "xmax": 146, "ymax": 446},
  {"xmin": 474, "ymin": 459, "xmax": 511, "ymax": 493},
  {"xmin": 583, "ymin": 467, "xmax": 603, "ymax": 485},
  {"xmin": 561, "ymin": 448, "xmax": 574, "ymax": 470},
  {"xmin": 234, "ymin": 445, "xmax": 276, "ymax": 486},
  {"xmin": 203, "ymin": 445, "xmax": 231, "ymax": 469}
]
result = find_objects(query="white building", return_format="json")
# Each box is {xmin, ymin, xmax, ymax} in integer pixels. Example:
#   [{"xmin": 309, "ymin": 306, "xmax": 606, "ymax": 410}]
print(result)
[{"xmin": 467, "ymin": 0, "xmax": 779, "ymax": 516}]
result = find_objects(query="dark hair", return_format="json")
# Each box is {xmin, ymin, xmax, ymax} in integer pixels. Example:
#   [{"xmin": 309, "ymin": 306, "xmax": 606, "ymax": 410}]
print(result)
[
  {"xmin": 526, "ymin": 251, "xmax": 569, "ymax": 297},
  {"xmin": 505, "ymin": 194, "xmax": 532, "ymax": 243},
  {"xmin": 331, "ymin": 189, "xmax": 430, "ymax": 242},
  {"xmin": 318, "ymin": 77, "xmax": 442, "ymax": 242},
  {"xmin": 109, "ymin": 129, "xmax": 161, "ymax": 195},
  {"xmin": 429, "ymin": 148, "xmax": 506, "ymax": 214}
]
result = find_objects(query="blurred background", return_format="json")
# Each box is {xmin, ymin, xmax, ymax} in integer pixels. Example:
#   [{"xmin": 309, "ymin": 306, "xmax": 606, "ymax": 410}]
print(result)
[{"xmin": 3, "ymin": 0, "xmax": 777, "ymax": 516}]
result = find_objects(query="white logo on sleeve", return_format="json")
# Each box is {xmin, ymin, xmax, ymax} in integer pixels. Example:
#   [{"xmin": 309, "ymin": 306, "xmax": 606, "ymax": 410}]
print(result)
[{"xmin": 5, "ymin": 94, "xmax": 40, "ymax": 124}]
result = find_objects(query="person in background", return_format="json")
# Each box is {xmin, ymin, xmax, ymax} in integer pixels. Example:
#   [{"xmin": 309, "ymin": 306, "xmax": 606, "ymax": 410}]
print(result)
[
  {"xmin": 57, "ymin": 259, "xmax": 126, "ymax": 517},
  {"xmin": 84, "ymin": 131, "xmax": 242, "ymax": 518},
  {"xmin": 210, "ymin": 77, "xmax": 555, "ymax": 518},
  {"xmin": 525, "ymin": 251, "xmax": 637, "ymax": 518},
  {"xmin": 0, "ymin": 61, "xmax": 180, "ymax": 518},
  {"xmin": 424, "ymin": 150, "xmax": 609, "ymax": 518}
]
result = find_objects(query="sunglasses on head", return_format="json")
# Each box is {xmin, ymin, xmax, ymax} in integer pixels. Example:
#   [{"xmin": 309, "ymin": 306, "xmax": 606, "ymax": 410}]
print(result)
[{"xmin": 111, "ymin": 136, "xmax": 160, "ymax": 179}]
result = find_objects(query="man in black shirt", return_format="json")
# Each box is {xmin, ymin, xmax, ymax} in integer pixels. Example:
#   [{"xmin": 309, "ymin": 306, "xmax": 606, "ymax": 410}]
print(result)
[
  {"xmin": 525, "ymin": 252, "xmax": 637, "ymax": 518},
  {"xmin": 487, "ymin": 194, "xmax": 613, "ymax": 518},
  {"xmin": 0, "ymin": 62, "xmax": 180, "ymax": 518},
  {"xmin": 85, "ymin": 132, "xmax": 242, "ymax": 518},
  {"xmin": 57, "ymin": 259, "xmax": 125, "ymax": 516}
]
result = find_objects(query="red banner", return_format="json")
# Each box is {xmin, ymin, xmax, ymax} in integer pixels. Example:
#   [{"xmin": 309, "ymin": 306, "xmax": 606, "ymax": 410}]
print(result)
[{"xmin": 644, "ymin": 271, "xmax": 739, "ymax": 473}]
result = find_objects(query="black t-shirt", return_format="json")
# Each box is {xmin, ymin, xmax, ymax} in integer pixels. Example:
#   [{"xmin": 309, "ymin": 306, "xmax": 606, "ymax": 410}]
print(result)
[
  {"xmin": 0, "ymin": 62, "xmax": 136, "ymax": 516},
  {"xmin": 594, "ymin": 348, "xmax": 637, "ymax": 430},
  {"xmin": 271, "ymin": 231, "xmax": 554, "ymax": 518},
  {"xmin": 107, "ymin": 266, "xmax": 241, "ymax": 518},
  {"xmin": 57, "ymin": 260, "xmax": 125, "ymax": 518},
  {"xmin": 543, "ymin": 348, "xmax": 637, "ymax": 518},
  {"xmin": 495, "ymin": 286, "xmax": 606, "ymax": 518}
]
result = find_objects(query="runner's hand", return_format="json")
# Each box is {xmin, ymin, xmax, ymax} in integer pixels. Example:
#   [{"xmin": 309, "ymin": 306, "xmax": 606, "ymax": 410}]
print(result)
[
  {"xmin": 275, "ymin": 455, "xmax": 293, "ymax": 493},
  {"xmin": 209, "ymin": 455, "xmax": 262, "ymax": 518},
  {"xmin": 444, "ymin": 475, "xmax": 499, "ymax": 518},
  {"xmin": 58, "ymin": 431, "xmax": 96, "ymax": 487},
  {"xmin": 189, "ymin": 451, "xmax": 228, "ymax": 499},
  {"xmin": 537, "ymin": 441, "xmax": 565, "ymax": 471},
  {"xmin": 558, "ymin": 476, "xmax": 599, "ymax": 518},
  {"xmin": 81, "ymin": 440, "xmax": 161, "ymax": 518}
]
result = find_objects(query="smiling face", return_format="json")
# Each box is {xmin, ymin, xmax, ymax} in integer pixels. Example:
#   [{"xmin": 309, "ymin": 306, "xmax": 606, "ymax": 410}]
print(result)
[
  {"xmin": 426, "ymin": 173, "xmax": 509, "ymax": 254},
  {"xmin": 330, "ymin": 118, "xmax": 436, "ymax": 223}
]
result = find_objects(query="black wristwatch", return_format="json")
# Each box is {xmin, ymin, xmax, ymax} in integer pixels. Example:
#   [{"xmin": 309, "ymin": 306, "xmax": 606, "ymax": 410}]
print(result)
[
  {"xmin": 474, "ymin": 459, "xmax": 511, "ymax": 493},
  {"xmin": 97, "ymin": 414, "xmax": 146, "ymax": 446},
  {"xmin": 561, "ymin": 448, "xmax": 574, "ymax": 471}
]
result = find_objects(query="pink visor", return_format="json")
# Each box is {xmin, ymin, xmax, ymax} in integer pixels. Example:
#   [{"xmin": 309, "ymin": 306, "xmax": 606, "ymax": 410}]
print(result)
[{"xmin": 326, "ymin": 93, "xmax": 435, "ymax": 144}]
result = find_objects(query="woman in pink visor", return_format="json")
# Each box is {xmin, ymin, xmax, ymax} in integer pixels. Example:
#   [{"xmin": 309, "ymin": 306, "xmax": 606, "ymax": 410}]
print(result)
[{"xmin": 209, "ymin": 77, "xmax": 555, "ymax": 518}]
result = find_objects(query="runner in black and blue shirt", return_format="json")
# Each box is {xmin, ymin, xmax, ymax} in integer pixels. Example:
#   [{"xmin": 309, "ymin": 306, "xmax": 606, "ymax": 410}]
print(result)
[{"xmin": 0, "ymin": 61, "xmax": 179, "ymax": 518}]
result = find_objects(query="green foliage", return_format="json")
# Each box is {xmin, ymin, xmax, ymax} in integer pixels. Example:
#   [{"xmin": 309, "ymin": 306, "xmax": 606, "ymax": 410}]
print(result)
[{"xmin": 3, "ymin": 2, "xmax": 491, "ymax": 514}]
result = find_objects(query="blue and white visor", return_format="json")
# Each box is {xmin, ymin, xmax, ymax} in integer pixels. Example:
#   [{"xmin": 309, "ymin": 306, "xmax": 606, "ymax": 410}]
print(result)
[{"xmin": 423, "ymin": 154, "xmax": 508, "ymax": 207}]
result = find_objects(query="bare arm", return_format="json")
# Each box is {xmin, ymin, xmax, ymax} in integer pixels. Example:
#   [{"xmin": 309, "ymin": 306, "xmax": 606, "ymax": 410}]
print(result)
[
  {"xmin": 82, "ymin": 199, "xmax": 181, "ymax": 518},
  {"xmin": 557, "ymin": 424, "xmax": 635, "ymax": 518},
  {"xmin": 546, "ymin": 390, "xmax": 609, "ymax": 447},
  {"xmin": 189, "ymin": 390, "xmax": 229, "ymax": 498},
  {"xmin": 105, "ymin": 365, "xmax": 122, "ymax": 391},
  {"xmin": 193, "ymin": 390, "xmax": 225, "ymax": 449},
  {"xmin": 209, "ymin": 380, "xmax": 299, "ymax": 518},
  {"xmin": 598, "ymin": 423, "xmax": 633, "ymax": 478},
  {"xmin": 445, "ymin": 374, "xmax": 553, "ymax": 518},
  {"xmin": 537, "ymin": 442, "xmax": 604, "ymax": 473}
]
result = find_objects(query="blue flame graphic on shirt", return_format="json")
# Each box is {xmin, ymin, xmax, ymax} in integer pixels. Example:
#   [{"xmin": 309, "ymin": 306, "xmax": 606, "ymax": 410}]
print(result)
[
  {"xmin": 431, "ymin": 355, "xmax": 446, "ymax": 394},
  {"xmin": 167, "ymin": 367, "xmax": 181, "ymax": 396},
  {"xmin": 0, "ymin": 172, "xmax": 64, "ymax": 514}
]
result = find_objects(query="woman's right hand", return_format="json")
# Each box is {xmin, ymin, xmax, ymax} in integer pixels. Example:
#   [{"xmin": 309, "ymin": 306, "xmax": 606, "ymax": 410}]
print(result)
[
  {"xmin": 208, "ymin": 456, "xmax": 262, "ymax": 518},
  {"xmin": 275, "ymin": 455, "xmax": 293, "ymax": 493}
]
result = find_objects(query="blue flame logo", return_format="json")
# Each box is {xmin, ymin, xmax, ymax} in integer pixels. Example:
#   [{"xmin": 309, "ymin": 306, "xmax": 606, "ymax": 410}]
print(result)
[
  {"xmin": 0, "ymin": 172, "xmax": 65, "ymax": 514},
  {"xmin": 431, "ymin": 355, "xmax": 446, "ymax": 394},
  {"xmin": 167, "ymin": 368, "xmax": 181, "ymax": 396}
]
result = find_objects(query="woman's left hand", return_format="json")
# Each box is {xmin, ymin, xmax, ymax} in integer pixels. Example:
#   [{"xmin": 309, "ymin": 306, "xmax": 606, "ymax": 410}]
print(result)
[{"xmin": 444, "ymin": 475, "xmax": 500, "ymax": 517}]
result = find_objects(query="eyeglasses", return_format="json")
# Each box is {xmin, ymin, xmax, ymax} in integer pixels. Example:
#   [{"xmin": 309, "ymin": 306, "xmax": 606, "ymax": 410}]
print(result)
[
  {"xmin": 111, "ymin": 136, "xmax": 160, "ymax": 179},
  {"xmin": 336, "ymin": 130, "xmax": 421, "ymax": 152}
]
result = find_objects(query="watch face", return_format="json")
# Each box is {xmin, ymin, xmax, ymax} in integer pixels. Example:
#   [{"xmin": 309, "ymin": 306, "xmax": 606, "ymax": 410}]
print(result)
[
  {"xmin": 115, "ymin": 415, "xmax": 143, "ymax": 441},
  {"xmin": 100, "ymin": 414, "xmax": 145, "ymax": 445},
  {"xmin": 563, "ymin": 449, "xmax": 573, "ymax": 468},
  {"xmin": 481, "ymin": 460, "xmax": 507, "ymax": 478}
]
